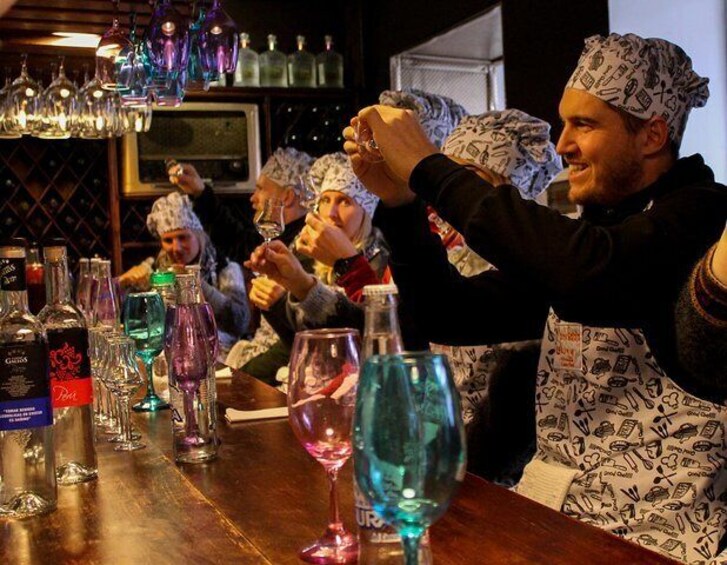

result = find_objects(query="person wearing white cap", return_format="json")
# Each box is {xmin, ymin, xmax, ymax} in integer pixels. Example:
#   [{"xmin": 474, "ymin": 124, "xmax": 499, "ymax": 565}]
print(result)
[
  {"xmin": 119, "ymin": 191, "xmax": 250, "ymax": 352},
  {"xmin": 344, "ymin": 32, "xmax": 727, "ymax": 563},
  {"xmin": 245, "ymin": 153, "xmax": 388, "ymax": 357}
]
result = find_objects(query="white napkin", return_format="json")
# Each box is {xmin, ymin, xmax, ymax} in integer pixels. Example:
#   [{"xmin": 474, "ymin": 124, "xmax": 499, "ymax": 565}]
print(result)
[
  {"xmin": 224, "ymin": 406, "xmax": 289, "ymax": 423},
  {"xmin": 215, "ymin": 367, "xmax": 233, "ymax": 380}
]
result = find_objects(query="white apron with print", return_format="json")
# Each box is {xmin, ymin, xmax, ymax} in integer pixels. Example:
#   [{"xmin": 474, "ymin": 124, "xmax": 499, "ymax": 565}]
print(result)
[{"xmin": 516, "ymin": 309, "xmax": 727, "ymax": 564}]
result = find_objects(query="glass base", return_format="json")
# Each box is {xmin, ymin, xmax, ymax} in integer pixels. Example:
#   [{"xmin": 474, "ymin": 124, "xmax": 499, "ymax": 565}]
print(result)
[
  {"xmin": 114, "ymin": 441, "xmax": 146, "ymax": 452},
  {"xmin": 0, "ymin": 491, "xmax": 56, "ymax": 518},
  {"xmin": 299, "ymin": 531, "xmax": 358, "ymax": 564},
  {"xmin": 56, "ymin": 462, "xmax": 98, "ymax": 485},
  {"xmin": 133, "ymin": 394, "xmax": 170, "ymax": 412}
]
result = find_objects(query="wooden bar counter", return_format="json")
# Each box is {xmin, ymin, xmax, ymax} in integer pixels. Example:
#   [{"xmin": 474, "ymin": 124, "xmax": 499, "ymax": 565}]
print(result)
[{"xmin": 1, "ymin": 373, "xmax": 679, "ymax": 564}]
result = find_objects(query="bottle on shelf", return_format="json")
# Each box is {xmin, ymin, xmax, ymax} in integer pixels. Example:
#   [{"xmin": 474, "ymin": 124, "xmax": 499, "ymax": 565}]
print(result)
[
  {"xmin": 26, "ymin": 241, "xmax": 45, "ymax": 315},
  {"xmin": 316, "ymin": 35, "xmax": 344, "ymax": 88},
  {"xmin": 0, "ymin": 237, "xmax": 57, "ymax": 517},
  {"xmin": 259, "ymin": 34, "xmax": 288, "ymax": 87},
  {"xmin": 356, "ymin": 283, "xmax": 432, "ymax": 564},
  {"xmin": 37, "ymin": 240, "xmax": 97, "ymax": 485},
  {"xmin": 288, "ymin": 35, "xmax": 316, "ymax": 88},
  {"xmin": 234, "ymin": 33, "xmax": 260, "ymax": 87}
]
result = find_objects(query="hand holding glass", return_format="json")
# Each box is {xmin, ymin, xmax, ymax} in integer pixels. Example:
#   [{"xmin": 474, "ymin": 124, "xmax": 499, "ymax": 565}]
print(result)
[{"xmin": 354, "ymin": 352, "xmax": 467, "ymax": 565}]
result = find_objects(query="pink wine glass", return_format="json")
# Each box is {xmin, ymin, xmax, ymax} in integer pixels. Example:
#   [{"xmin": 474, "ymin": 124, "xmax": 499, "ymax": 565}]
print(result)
[{"xmin": 288, "ymin": 328, "xmax": 361, "ymax": 564}]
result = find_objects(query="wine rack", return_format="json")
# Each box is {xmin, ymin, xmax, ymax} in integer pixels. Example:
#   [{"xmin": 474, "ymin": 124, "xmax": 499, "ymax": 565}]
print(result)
[{"xmin": 0, "ymin": 137, "xmax": 111, "ymax": 276}]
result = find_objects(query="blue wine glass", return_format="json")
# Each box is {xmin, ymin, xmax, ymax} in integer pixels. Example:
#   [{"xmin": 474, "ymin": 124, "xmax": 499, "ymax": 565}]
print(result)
[
  {"xmin": 353, "ymin": 352, "xmax": 467, "ymax": 565},
  {"xmin": 123, "ymin": 291, "xmax": 170, "ymax": 412}
]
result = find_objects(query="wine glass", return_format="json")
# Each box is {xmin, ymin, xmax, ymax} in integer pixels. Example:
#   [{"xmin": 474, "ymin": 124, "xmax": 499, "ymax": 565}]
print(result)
[
  {"xmin": 353, "ymin": 117, "xmax": 384, "ymax": 163},
  {"xmin": 146, "ymin": 0, "xmax": 190, "ymax": 88},
  {"xmin": 297, "ymin": 174, "xmax": 319, "ymax": 213},
  {"xmin": 254, "ymin": 197, "xmax": 285, "ymax": 245},
  {"xmin": 123, "ymin": 291, "xmax": 169, "ymax": 412},
  {"xmin": 5, "ymin": 54, "xmax": 41, "ymax": 136},
  {"xmin": 0, "ymin": 70, "xmax": 22, "ymax": 139},
  {"xmin": 37, "ymin": 58, "xmax": 77, "ymax": 140},
  {"xmin": 288, "ymin": 328, "xmax": 361, "ymax": 564},
  {"xmin": 353, "ymin": 352, "xmax": 467, "ymax": 565},
  {"xmin": 95, "ymin": 12, "xmax": 134, "ymax": 92},
  {"xmin": 106, "ymin": 338, "xmax": 145, "ymax": 451},
  {"xmin": 198, "ymin": 0, "xmax": 239, "ymax": 76}
]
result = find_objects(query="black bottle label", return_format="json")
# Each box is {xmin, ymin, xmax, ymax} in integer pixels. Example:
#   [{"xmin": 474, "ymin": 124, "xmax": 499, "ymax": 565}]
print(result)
[
  {"xmin": 0, "ymin": 342, "xmax": 52, "ymax": 430},
  {"xmin": 48, "ymin": 328, "xmax": 93, "ymax": 408},
  {"xmin": 0, "ymin": 257, "xmax": 26, "ymax": 291}
]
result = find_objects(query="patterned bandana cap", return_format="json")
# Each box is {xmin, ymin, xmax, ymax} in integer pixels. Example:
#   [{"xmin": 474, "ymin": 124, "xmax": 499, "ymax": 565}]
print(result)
[
  {"xmin": 309, "ymin": 153, "xmax": 379, "ymax": 217},
  {"xmin": 566, "ymin": 33, "xmax": 710, "ymax": 146},
  {"xmin": 146, "ymin": 191, "xmax": 203, "ymax": 238},
  {"xmin": 378, "ymin": 88, "xmax": 467, "ymax": 148},
  {"xmin": 442, "ymin": 109, "xmax": 563, "ymax": 199},
  {"xmin": 260, "ymin": 147, "xmax": 315, "ymax": 188}
]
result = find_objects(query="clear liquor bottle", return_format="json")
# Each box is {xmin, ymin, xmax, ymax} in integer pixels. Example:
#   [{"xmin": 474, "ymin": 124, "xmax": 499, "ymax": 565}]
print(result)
[
  {"xmin": 288, "ymin": 35, "xmax": 316, "ymax": 88},
  {"xmin": 356, "ymin": 284, "xmax": 431, "ymax": 564},
  {"xmin": 259, "ymin": 34, "xmax": 288, "ymax": 87},
  {"xmin": 316, "ymin": 35, "xmax": 343, "ymax": 88},
  {"xmin": 38, "ymin": 241, "xmax": 98, "ymax": 485},
  {"xmin": 233, "ymin": 33, "xmax": 260, "ymax": 87},
  {"xmin": 0, "ymin": 237, "xmax": 57, "ymax": 517}
]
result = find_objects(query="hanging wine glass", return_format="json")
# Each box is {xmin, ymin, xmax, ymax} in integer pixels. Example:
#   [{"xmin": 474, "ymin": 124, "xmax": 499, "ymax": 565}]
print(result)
[
  {"xmin": 5, "ymin": 54, "xmax": 41, "ymax": 136},
  {"xmin": 146, "ymin": 0, "xmax": 190, "ymax": 89},
  {"xmin": 153, "ymin": 71, "xmax": 186, "ymax": 107},
  {"xmin": 96, "ymin": 1, "xmax": 134, "ymax": 92},
  {"xmin": 118, "ymin": 10, "xmax": 151, "ymax": 107},
  {"xmin": 198, "ymin": 0, "xmax": 239, "ymax": 78},
  {"xmin": 185, "ymin": 5, "xmax": 218, "ymax": 92},
  {"xmin": 78, "ymin": 71, "xmax": 116, "ymax": 139},
  {"xmin": 37, "ymin": 57, "xmax": 77, "ymax": 140},
  {"xmin": 0, "ymin": 69, "xmax": 21, "ymax": 139}
]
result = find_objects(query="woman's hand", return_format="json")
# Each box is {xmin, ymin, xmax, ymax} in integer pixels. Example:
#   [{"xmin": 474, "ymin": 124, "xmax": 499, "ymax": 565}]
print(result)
[
  {"xmin": 118, "ymin": 263, "xmax": 152, "ymax": 290},
  {"xmin": 171, "ymin": 163, "xmax": 205, "ymax": 197},
  {"xmin": 249, "ymin": 276, "xmax": 286, "ymax": 310},
  {"xmin": 295, "ymin": 213, "xmax": 358, "ymax": 266},
  {"xmin": 245, "ymin": 240, "xmax": 316, "ymax": 300}
]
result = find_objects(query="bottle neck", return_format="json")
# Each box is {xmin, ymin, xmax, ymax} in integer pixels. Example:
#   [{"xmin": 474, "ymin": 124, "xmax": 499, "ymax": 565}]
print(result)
[
  {"xmin": 363, "ymin": 295, "xmax": 403, "ymax": 358},
  {"xmin": 4, "ymin": 290, "xmax": 29, "ymax": 314},
  {"xmin": 177, "ymin": 282, "xmax": 201, "ymax": 305},
  {"xmin": 45, "ymin": 258, "xmax": 71, "ymax": 305}
]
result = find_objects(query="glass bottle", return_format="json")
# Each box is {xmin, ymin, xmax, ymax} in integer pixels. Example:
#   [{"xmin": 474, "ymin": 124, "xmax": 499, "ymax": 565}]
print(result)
[
  {"xmin": 26, "ymin": 241, "xmax": 45, "ymax": 315},
  {"xmin": 166, "ymin": 274, "xmax": 218, "ymax": 464},
  {"xmin": 75, "ymin": 258, "xmax": 91, "ymax": 320},
  {"xmin": 316, "ymin": 35, "xmax": 343, "ymax": 88},
  {"xmin": 150, "ymin": 270, "xmax": 176, "ymax": 394},
  {"xmin": 87, "ymin": 257, "xmax": 101, "ymax": 322},
  {"xmin": 37, "ymin": 241, "xmax": 97, "ymax": 485},
  {"xmin": 356, "ymin": 284, "xmax": 432, "ymax": 564},
  {"xmin": 234, "ymin": 33, "xmax": 259, "ymax": 87},
  {"xmin": 0, "ymin": 238, "xmax": 57, "ymax": 517},
  {"xmin": 288, "ymin": 35, "xmax": 315, "ymax": 88},
  {"xmin": 259, "ymin": 34, "xmax": 288, "ymax": 87}
]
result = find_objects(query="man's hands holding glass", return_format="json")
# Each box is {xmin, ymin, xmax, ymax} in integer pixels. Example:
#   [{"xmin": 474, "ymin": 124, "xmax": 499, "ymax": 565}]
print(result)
[
  {"xmin": 246, "ymin": 241, "xmax": 316, "ymax": 301},
  {"xmin": 343, "ymin": 105, "xmax": 439, "ymax": 207}
]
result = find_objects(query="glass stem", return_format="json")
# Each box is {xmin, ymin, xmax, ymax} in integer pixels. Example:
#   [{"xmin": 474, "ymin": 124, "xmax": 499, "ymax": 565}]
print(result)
[
  {"xmin": 120, "ymin": 396, "xmax": 132, "ymax": 445},
  {"xmin": 326, "ymin": 467, "xmax": 343, "ymax": 534},
  {"xmin": 144, "ymin": 359, "xmax": 158, "ymax": 399},
  {"xmin": 402, "ymin": 533, "xmax": 422, "ymax": 565},
  {"xmin": 183, "ymin": 388, "xmax": 199, "ymax": 438}
]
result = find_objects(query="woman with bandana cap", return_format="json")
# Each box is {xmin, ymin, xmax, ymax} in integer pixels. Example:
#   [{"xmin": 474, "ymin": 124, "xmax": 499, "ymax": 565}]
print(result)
[
  {"xmin": 344, "ymin": 33, "xmax": 727, "ymax": 563},
  {"xmin": 245, "ymin": 154, "xmax": 388, "ymax": 379},
  {"xmin": 119, "ymin": 192, "xmax": 250, "ymax": 353}
]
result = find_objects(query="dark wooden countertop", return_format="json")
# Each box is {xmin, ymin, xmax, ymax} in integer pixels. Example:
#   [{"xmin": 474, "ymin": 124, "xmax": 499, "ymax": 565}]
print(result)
[{"xmin": 1, "ymin": 372, "xmax": 679, "ymax": 564}]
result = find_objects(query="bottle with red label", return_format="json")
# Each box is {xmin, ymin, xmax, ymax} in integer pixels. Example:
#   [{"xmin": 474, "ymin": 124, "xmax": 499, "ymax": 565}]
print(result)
[
  {"xmin": 0, "ymin": 237, "xmax": 57, "ymax": 517},
  {"xmin": 26, "ymin": 241, "xmax": 45, "ymax": 315},
  {"xmin": 38, "ymin": 239, "xmax": 98, "ymax": 485}
]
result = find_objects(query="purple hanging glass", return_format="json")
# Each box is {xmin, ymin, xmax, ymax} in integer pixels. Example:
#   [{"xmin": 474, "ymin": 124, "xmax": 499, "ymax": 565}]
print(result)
[
  {"xmin": 198, "ymin": 0, "xmax": 239, "ymax": 76},
  {"xmin": 146, "ymin": 0, "xmax": 190, "ymax": 87},
  {"xmin": 186, "ymin": 6, "xmax": 219, "ymax": 92}
]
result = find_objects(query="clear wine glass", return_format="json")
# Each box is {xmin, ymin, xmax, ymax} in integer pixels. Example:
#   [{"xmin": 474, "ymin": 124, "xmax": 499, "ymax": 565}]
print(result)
[
  {"xmin": 0, "ymin": 70, "xmax": 22, "ymax": 139},
  {"xmin": 353, "ymin": 352, "xmax": 467, "ymax": 565},
  {"xmin": 353, "ymin": 117, "xmax": 384, "ymax": 163},
  {"xmin": 38, "ymin": 57, "xmax": 77, "ymax": 139},
  {"xmin": 297, "ymin": 174, "xmax": 319, "ymax": 213},
  {"xmin": 95, "ymin": 10, "xmax": 134, "ymax": 92},
  {"xmin": 106, "ymin": 338, "xmax": 145, "ymax": 451},
  {"xmin": 288, "ymin": 328, "xmax": 361, "ymax": 564},
  {"xmin": 254, "ymin": 197, "xmax": 285, "ymax": 245},
  {"xmin": 123, "ymin": 291, "xmax": 170, "ymax": 412},
  {"xmin": 5, "ymin": 54, "xmax": 41, "ymax": 136}
]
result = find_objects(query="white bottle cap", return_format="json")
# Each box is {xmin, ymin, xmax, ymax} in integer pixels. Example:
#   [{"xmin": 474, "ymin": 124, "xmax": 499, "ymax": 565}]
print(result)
[{"xmin": 362, "ymin": 283, "xmax": 398, "ymax": 296}]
